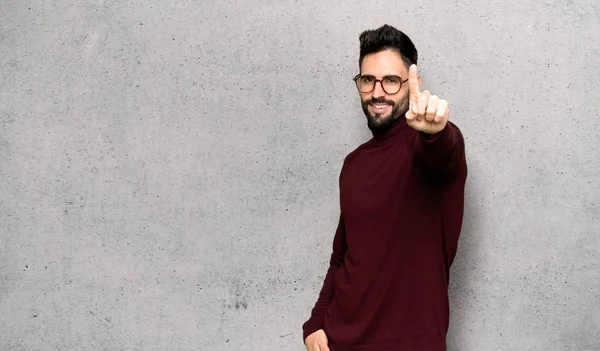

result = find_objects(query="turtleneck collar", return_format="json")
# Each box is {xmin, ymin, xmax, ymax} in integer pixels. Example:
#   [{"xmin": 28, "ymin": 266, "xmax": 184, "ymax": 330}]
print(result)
[{"xmin": 371, "ymin": 117, "xmax": 410, "ymax": 144}]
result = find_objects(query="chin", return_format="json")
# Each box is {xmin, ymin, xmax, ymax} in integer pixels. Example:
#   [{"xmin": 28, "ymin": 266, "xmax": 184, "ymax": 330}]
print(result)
[
  {"xmin": 367, "ymin": 114, "xmax": 394, "ymax": 131},
  {"xmin": 369, "ymin": 112, "xmax": 391, "ymax": 122}
]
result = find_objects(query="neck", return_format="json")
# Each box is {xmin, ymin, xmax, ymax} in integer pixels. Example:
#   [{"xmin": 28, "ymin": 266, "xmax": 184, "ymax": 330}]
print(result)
[{"xmin": 372, "ymin": 117, "xmax": 408, "ymax": 141}]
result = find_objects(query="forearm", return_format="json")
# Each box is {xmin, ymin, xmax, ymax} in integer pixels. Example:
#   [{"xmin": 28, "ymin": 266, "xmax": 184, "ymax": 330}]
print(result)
[
  {"xmin": 415, "ymin": 121, "xmax": 466, "ymax": 178},
  {"xmin": 302, "ymin": 216, "xmax": 346, "ymax": 341},
  {"xmin": 302, "ymin": 262, "xmax": 339, "ymax": 340}
]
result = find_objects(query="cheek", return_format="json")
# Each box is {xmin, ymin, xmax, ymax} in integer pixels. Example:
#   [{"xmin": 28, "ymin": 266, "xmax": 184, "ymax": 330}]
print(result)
[
  {"xmin": 359, "ymin": 92, "xmax": 371, "ymax": 102},
  {"xmin": 391, "ymin": 95, "xmax": 405, "ymax": 107},
  {"xmin": 396, "ymin": 92, "xmax": 410, "ymax": 106}
]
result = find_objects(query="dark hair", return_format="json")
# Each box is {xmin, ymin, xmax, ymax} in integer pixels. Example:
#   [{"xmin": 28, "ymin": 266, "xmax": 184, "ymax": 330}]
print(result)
[{"xmin": 358, "ymin": 24, "xmax": 418, "ymax": 70}]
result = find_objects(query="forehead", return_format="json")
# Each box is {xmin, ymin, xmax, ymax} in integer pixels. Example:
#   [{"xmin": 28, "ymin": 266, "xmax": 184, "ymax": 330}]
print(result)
[{"xmin": 360, "ymin": 49, "xmax": 408, "ymax": 76}]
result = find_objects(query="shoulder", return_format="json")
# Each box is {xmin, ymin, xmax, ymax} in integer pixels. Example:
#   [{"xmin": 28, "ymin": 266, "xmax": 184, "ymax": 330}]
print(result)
[{"xmin": 342, "ymin": 138, "xmax": 374, "ymax": 167}]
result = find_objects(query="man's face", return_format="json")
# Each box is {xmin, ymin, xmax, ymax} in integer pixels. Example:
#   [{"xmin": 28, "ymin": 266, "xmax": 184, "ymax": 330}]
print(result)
[{"xmin": 358, "ymin": 49, "xmax": 412, "ymax": 132}]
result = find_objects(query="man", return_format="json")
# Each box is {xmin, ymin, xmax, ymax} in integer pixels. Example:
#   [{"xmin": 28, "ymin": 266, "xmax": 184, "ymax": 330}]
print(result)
[{"xmin": 302, "ymin": 25, "xmax": 467, "ymax": 351}]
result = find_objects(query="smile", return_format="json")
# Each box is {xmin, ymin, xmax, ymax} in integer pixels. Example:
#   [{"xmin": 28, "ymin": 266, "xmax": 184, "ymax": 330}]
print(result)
[{"xmin": 370, "ymin": 103, "xmax": 392, "ymax": 113}]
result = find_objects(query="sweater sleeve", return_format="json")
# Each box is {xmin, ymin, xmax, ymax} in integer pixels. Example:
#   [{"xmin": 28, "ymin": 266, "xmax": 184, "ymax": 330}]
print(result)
[
  {"xmin": 414, "ymin": 121, "xmax": 466, "ymax": 180},
  {"xmin": 302, "ymin": 215, "xmax": 347, "ymax": 342}
]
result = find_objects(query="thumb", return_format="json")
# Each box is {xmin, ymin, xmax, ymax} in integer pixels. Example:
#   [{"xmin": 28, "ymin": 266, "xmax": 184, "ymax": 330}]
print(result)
[{"xmin": 320, "ymin": 343, "xmax": 330, "ymax": 351}]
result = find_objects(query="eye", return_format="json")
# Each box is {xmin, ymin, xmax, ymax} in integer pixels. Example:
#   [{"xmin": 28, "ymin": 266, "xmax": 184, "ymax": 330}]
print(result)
[
  {"xmin": 384, "ymin": 76, "xmax": 401, "ymax": 84},
  {"xmin": 360, "ymin": 76, "xmax": 375, "ymax": 83}
]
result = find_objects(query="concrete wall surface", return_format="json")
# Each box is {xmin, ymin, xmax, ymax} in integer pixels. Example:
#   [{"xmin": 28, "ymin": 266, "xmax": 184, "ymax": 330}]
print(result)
[{"xmin": 1, "ymin": 0, "xmax": 599, "ymax": 350}]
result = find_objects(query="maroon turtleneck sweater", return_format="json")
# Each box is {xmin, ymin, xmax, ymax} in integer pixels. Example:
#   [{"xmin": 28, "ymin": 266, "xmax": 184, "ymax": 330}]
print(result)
[{"xmin": 302, "ymin": 117, "xmax": 467, "ymax": 351}]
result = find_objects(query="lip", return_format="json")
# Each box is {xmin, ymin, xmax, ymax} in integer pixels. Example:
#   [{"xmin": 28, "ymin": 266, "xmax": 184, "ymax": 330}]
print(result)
[{"xmin": 369, "ymin": 104, "xmax": 391, "ymax": 114}]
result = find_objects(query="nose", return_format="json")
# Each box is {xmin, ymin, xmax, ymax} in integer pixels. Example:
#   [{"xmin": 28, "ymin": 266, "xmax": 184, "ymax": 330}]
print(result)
[{"xmin": 371, "ymin": 81, "xmax": 386, "ymax": 99}]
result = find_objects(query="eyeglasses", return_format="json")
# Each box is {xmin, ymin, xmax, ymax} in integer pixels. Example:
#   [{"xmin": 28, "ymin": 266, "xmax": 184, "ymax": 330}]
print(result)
[{"xmin": 353, "ymin": 74, "xmax": 408, "ymax": 95}]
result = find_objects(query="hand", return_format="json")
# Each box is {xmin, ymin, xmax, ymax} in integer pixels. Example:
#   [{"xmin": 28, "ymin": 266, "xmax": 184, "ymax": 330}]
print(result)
[
  {"xmin": 305, "ymin": 329, "xmax": 330, "ymax": 351},
  {"xmin": 405, "ymin": 64, "xmax": 449, "ymax": 135}
]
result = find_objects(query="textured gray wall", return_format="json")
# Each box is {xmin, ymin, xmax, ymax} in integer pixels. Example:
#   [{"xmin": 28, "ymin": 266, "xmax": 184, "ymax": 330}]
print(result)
[{"xmin": 1, "ymin": 0, "xmax": 599, "ymax": 350}]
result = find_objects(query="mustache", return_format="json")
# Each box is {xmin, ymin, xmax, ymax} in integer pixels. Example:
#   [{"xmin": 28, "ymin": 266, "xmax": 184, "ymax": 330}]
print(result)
[{"xmin": 365, "ymin": 97, "xmax": 396, "ymax": 106}]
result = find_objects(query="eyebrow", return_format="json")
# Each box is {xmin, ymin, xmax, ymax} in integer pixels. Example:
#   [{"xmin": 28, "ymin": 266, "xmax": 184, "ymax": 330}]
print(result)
[{"xmin": 360, "ymin": 74, "xmax": 402, "ymax": 79}]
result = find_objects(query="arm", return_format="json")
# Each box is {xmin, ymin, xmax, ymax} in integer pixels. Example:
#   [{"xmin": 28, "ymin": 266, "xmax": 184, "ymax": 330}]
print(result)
[
  {"xmin": 403, "ymin": 64, "xmax": 466, "ymax": 180},
  {"xmin": 302, "ymin": 215, "xmax": 347, "ymax": 342},
  {"xmin": 414, "ymin": 121, "xmax": 466, "ymax": 179}
]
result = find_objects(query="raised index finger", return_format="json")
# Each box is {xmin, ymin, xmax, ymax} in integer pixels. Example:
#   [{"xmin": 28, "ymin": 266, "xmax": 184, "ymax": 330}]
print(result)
[{"xmin": 408, "ymin": 64, "xmax": 420, "ymax": 99}]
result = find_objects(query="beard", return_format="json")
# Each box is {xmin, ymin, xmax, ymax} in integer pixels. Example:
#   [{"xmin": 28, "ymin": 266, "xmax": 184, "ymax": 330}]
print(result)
[{"xmin": 361, "ymin": 94, "xmax": 409, "ymax": 132}]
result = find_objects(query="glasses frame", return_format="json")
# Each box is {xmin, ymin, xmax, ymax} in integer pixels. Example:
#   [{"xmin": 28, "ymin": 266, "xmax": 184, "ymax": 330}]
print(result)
[{"xmin": 353, "ymin": 74, "xmax": 409, "ymax": 95}]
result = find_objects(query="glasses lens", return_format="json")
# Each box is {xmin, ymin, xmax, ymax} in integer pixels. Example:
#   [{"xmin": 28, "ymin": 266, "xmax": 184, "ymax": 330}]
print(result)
[
  {"xmin": 382, "ymin": 77, "xmax": 401, "ymax": 94},
  {"xmin": 357, "ymin": 76, "xmax": 374, "ymax": 93}
]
